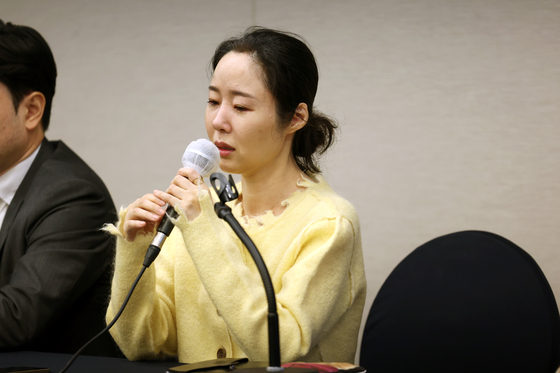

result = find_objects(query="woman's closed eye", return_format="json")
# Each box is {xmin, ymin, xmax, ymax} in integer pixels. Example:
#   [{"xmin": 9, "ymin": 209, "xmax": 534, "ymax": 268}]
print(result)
[{"xmin": 234, "ymin": 105, "xmax": 250, "ymax": 112}]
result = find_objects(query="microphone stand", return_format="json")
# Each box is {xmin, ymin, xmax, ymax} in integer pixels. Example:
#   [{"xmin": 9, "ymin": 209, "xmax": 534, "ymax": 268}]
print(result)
[{"xmin": 210, "ymin": 173, "xmax": 315, "ymax": 373}]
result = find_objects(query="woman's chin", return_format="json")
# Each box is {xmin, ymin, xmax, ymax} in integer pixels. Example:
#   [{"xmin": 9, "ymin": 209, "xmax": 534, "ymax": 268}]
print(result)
[{"xmin": 218, "ymin": 160, "xmax": 238, "ymax": 174}]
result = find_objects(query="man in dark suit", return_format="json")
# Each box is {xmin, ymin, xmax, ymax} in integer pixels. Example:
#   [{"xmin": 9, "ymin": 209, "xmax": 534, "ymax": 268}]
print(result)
[{"xmin": 0, "ymin": 20, "xmax": 119, "ymax": 356}]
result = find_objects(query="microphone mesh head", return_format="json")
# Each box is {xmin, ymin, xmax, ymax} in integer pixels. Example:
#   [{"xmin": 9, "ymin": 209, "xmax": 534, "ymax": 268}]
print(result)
[{"xmin": 181, "ymin": 138, "xmax": 220, "ymax": 176}]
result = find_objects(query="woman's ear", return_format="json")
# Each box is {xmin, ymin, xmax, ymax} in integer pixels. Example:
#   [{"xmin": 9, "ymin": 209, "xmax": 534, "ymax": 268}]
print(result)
[
  {"xmin": 287, "ymin": 103, "xmax": 308, "ymax": 134},
  {"xmin": 22, "ymin": 91, "xmax": 46, "ymax": 131}
]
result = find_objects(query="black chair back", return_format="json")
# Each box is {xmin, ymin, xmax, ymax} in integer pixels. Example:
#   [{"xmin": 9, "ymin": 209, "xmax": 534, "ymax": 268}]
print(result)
[{"xmin": 360, "ymin": 231, "xmax": 560, "ymax": 373}]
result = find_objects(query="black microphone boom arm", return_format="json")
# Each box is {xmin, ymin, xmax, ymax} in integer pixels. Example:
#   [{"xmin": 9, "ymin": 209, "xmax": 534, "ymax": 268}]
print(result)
[{"xmin": 210, "ymin": 173, "xmax": 282, "ymax": 370}]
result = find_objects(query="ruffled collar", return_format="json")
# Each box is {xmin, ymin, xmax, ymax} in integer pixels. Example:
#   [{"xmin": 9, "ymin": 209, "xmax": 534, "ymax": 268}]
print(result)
[{"xmin": 230, "ymin": 173, "xmax": 319, "ymax": 229}]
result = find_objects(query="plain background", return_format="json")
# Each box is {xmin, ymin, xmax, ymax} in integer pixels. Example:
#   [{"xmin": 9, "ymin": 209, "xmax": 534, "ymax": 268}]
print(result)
[{"xmin": 3, "ymin": 0, "xmax": 559, "ymax": 362}]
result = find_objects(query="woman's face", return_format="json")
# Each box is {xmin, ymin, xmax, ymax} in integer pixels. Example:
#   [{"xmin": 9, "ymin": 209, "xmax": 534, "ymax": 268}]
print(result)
[{"xmin": 205, "ymin": 52, "xmax": 292, "ymax": 176}]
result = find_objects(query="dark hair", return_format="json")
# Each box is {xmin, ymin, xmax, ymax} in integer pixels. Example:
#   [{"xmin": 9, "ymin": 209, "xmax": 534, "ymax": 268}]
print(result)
[
  {"xmin": 210, "ymin": 26, "xmax": 337, "ymax": 174},
  {"xmin": 0, "ymin": 20, "xmax": 57, "ymax": 131}
]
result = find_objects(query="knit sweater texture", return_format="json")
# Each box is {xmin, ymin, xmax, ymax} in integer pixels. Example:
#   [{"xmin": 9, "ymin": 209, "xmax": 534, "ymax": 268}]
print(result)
[{"xmin": 105, "ymin": 174, "xmax": 366, "ymax": 363}]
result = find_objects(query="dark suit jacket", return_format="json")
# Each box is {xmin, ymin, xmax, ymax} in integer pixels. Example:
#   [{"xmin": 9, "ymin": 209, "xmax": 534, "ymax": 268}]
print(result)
[{"xmin": 0, "ymin": 138, "xmax": 120, "ymax": 356}]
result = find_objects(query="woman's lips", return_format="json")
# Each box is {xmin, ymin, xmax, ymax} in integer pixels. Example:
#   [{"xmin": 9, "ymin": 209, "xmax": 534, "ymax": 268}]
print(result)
[{"xmin": 215, "ymin": 141, "xmax": 234, "ymax": 157}]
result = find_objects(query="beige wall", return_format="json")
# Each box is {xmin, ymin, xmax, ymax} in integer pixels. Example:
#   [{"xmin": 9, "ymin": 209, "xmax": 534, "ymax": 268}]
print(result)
[{"xmin": 3, "ymin": 0, "xmax": 559, "ymax": 361}]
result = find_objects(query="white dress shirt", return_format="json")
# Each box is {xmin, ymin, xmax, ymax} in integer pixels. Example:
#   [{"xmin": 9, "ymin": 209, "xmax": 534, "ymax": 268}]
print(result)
[{"xmin": 0, "ymin": 145, "xmax": 41, "ymax": 229}]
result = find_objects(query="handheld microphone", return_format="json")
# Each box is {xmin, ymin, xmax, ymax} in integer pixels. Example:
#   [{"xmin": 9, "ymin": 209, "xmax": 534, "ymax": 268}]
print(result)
[{"xmin": 143, "ymin": 139, "xmax": 220, "ymax": 267}]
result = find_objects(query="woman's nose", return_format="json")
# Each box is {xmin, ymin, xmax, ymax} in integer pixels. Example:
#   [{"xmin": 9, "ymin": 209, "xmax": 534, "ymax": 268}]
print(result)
[{"xmin": 212, "ymin": 105, "xmax": 232, "ymax": 132}]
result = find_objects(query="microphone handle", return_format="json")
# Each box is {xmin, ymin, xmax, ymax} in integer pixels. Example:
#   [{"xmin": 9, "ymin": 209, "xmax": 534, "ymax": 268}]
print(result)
[
  {"xmin": 158, "ymin": 204, "xmax": 179, "ymax": 235},
  {"xmin": 143, "ymin": 204, "xmax": 178, "ymax": 267}
]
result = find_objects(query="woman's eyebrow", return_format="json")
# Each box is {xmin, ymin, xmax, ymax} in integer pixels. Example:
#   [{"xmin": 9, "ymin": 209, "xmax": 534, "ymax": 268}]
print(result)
[{"xmin": 209, "ymin": 85, "xmax": 256, "ymax": 99}]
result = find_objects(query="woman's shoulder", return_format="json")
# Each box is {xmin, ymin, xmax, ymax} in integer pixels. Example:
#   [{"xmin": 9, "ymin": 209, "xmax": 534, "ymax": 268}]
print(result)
[{"xmin": 300, "ymin": 174, "xmax": 359, "ymax": 223}]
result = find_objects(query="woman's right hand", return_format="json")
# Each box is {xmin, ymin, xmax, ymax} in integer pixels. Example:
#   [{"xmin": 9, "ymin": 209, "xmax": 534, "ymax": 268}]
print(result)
[{"xmin": 121, "ymin": 193, "xmax": 167, "ymax": 242}]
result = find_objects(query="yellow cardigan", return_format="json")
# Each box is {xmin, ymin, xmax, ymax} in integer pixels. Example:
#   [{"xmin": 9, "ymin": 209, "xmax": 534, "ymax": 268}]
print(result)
[{"xmin": 105, "ymin": 175, "xmax": 366, "ymax": 363}]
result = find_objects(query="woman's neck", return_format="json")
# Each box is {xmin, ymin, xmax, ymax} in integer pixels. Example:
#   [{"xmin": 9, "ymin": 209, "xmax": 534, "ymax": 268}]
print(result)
[{"xmin": 239, "ymin": 158, "xmax": 305, "ymax": 217}]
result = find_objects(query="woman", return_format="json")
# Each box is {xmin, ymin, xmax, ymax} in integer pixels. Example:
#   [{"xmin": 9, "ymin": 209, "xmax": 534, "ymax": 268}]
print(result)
[{"xmin": 105, "ymin": 27, "xmax": 366, "ymax": 364}]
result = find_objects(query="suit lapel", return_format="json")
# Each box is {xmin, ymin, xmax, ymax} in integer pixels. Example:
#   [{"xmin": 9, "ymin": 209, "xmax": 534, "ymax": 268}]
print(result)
[{"xmin": 0, "ymin": 139, "xmax": 55, "ymax": 254}]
